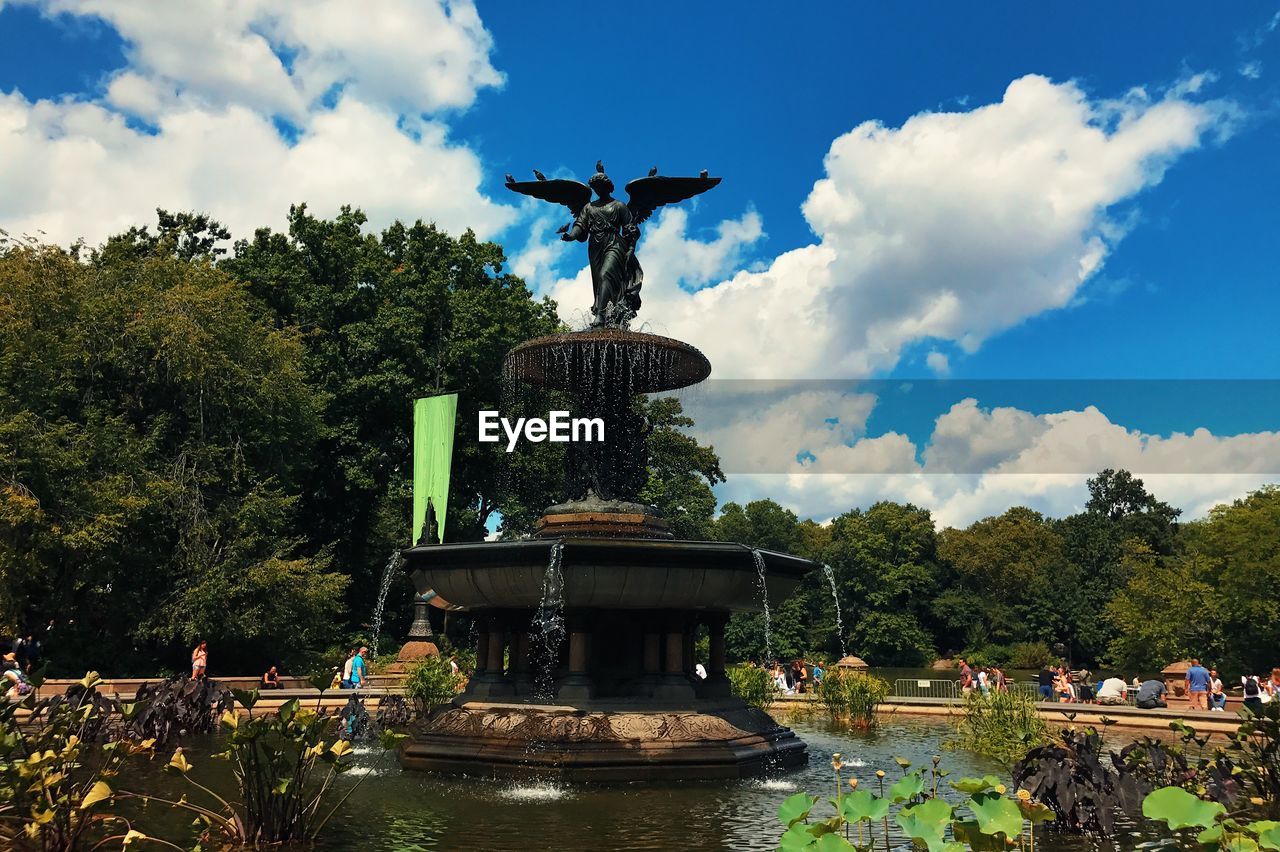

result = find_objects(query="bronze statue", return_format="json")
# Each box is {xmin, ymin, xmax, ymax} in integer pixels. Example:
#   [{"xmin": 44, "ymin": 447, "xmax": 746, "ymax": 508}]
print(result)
[{"xmin": 506, "ymin": 161, "xmax": 720, "ymax": 328}]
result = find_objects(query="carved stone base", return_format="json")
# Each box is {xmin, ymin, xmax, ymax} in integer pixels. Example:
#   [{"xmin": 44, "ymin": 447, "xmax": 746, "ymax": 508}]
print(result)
[{"xmin": 399, "ymin": 700, "xmax": 808, "ymax": 781}]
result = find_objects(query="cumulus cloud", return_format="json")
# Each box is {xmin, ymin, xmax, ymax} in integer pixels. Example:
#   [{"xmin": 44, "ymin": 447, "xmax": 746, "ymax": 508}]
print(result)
[
  {"xmin": 704, "ymin": 394, "xmax": 1280, "ymax": 528},
  {"xmin": 540, "ymin": 75, "xmax": 1233, "ymax": 379},
  {"xmin": 0, "ymin": 0, "xmax": 512, "ymax": 246}
]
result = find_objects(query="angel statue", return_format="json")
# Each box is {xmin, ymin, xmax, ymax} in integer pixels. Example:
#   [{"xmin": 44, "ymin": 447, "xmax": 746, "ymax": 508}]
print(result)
[{"xmin": 505, "ymin": 161, "xmax": 720, "ymax": 328}]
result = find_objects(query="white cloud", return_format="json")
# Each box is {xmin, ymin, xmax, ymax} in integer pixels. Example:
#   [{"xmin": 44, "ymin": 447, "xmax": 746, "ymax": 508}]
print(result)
[
  {"xmin": 539, "ymin": 75, "xmax": 1233, "ymax": 380},
  {"xmin": 706, "ymin": 395, "xmax": 1280, "ymax": 528},
  {"xmin": 1239, "ymin": 60, "xmax": 1262, "ymax": 80},
  {"xmin": 0, "ymin": 0, "xmax": 512, "ymax": 247},
  {"xmin": 925, "ymin": 351, "xmax": 950, "ymax": 376}
]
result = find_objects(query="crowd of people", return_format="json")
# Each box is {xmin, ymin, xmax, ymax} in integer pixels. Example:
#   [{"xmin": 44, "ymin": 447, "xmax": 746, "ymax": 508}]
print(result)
[{"xmin": 767, "ymin": 659, "xmax": 827, "ymax": 694}]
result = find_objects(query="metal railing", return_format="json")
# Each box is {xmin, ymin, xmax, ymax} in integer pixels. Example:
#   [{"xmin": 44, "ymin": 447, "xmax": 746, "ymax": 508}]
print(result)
[{"xmin": 892, "ymin": 678, "xmax": 960, "ymax": 699}]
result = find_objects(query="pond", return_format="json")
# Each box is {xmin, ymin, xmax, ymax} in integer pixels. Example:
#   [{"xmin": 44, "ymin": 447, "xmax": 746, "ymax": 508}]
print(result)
[{"xmin": 116, "ymin": 714, "xmax": 1170, "ymax": 851}]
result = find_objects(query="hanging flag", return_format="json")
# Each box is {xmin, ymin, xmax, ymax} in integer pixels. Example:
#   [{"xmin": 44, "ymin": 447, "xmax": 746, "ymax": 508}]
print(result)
[{"xmin": 411, "ymin": 393, "xmax": 458, "ymax": 545}]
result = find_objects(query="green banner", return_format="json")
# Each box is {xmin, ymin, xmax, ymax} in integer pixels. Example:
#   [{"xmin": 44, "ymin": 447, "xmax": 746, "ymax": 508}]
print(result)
[{"xmin": 411, "ymin": 393, "xmax": 458, "ymax": 545}]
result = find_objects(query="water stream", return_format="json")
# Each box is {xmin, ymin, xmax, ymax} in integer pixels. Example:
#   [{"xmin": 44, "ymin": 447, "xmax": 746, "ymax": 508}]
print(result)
[
  {"xmin": 533, "ymin": 539, "xmax": 566, "ymax": 699},
  {"xmin": 368, "ymin": 551, "xmax": 401, "ymax": 659},
  {"xmin": 820, "ymin": 564, "xmax": 847, "ymax": 659},
  {"xmin": 751, "ymin": 549, "xmax": 772, "ymax": 663}
]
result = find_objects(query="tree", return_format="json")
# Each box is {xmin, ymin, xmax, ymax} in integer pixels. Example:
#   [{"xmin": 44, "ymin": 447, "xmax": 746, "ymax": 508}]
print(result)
[
  {"xmin": 1086, "ymin": 468, "xmax": 1181, "ymax": 553},
  {"xmin": 936, "ymin": 507, "xmax": 1077, "ymax": 654},
  {"xmin": 1104, "ymin": 544, "xmax": 1216, "ymax": 673},
  {"xmin": 638, "ymin": 397, "xmax": 724, "ymax": 541},
  {"xmin": 0, "ymin": 239, "xmax": 342, "ymax": 673},
  {"xmin": 222, "ymin": 205, "xmax": 561, "ymax": 627},
  {"xmin": 825, "ymin": 502, "xmax": 942, "ymax": 665}
]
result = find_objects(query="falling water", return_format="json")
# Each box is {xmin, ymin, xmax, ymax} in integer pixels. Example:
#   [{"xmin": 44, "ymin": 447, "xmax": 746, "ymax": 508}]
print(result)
[
  {"xmin": 752, "ymin": 549, "xmax": 772, "ymax": 663},
  {"xmin": 369, "ymin": 551, "xmax": 402, "ymax": 659},
  {"xmin": 820, "ymin": 564, "xmax": 847, "ymax": 659},
  {"xmin": 533, "ymin": 539, "xmax": 566, "ymax": 699}
]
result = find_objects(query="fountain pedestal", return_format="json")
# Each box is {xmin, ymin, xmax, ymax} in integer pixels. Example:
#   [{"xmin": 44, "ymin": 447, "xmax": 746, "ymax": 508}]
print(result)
[{"xmin": 399, "ymin": 329, "xmax": 816, "ymax": 780}]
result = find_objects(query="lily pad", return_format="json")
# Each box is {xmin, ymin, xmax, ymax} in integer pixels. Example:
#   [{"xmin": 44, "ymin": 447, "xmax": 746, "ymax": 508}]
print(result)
[
  {"xmin": 950, "ymin": 775, "xmax": 1001, "ymax": 795},
  {"xmin": 1142, "ymin": 786, "xmax": 1225, "ymax": 831},
  {"xmin": 969, "ymin": 792, "xmax": 1025, "ymax": 839},
  {"xmin": 840, "ymin": 790, "xmax": 889, "ymax": 824},
  {"xmin": 897, "ymin": 797, "xmax": 954, "ymax": 852},
  {"xmin": 778, "ymin": 792, "xmax": 820, "ymax": 828},
  {"xmin": 889, "ymin": 771, "xmax": 925, "ymax": 803}
]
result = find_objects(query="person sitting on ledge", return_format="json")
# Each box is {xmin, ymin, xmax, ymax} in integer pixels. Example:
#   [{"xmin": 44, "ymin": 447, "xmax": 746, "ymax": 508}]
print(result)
[
  {"xmin": 261, "ymin": 666, "xmax": 282, "ymax": 689},
  {"xmin": 1135, "ymin": 678, "xmax": 1168, "ymax": 709},
  {"xmin": 1095, "ymin": 676, "xmax": 1129, "ymax": 705}
]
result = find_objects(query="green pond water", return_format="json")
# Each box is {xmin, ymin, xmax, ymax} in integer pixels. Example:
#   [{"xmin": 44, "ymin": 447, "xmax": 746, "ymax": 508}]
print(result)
[{"xmin": 113, "ymin": 714, "xmax": 1171, "ymax": 851}]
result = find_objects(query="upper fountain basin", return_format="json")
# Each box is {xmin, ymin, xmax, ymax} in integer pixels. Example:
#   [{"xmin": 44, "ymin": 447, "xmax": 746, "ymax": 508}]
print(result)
[
  {"xmin": 402, "ymin": 537, "xmax": 813, "ymax": 612},
  {"xmin": 503, "ymin": 329, "xmax": 712, "ymax": 394}
]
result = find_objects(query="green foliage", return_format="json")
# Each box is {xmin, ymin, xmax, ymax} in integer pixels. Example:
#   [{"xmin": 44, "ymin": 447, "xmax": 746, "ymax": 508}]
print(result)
[
  {"xmin": 817, "ymin": 669, "xmax": 889, "ymax": 729},
  {"xmin": 948, "ymin": 690, "xmax": 1051, "ymax": 765},
  {"xmin": 402, "ymin": 656, "xmax": 461, "ymax": 712},
  {"xmin": 773, "ymin": 755, "xmax": 1049, "ymax": 851},
  {"xmin": 727, "ymin": 663, "xmax": 775, "ymax": 711},
  {"xmin": 1007, "ymin": 642, "xmax": 1055, "ymax": 670},
  {"xmin": 0, "ymin": 672, "xmax": 160, "ymax": 850},
  {"xmin": 637, "ymin": 397, "xmax": 725, "ymax": 540},
  {"xmin": 0, "ymin": 238, "xmax": 341, "ymax": 672}
]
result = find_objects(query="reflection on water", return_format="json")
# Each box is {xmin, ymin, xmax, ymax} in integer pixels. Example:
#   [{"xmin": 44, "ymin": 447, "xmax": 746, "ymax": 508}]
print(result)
[{"xmin": 116, "ymin": 716, "xmax": 1166, "ymax": 852}]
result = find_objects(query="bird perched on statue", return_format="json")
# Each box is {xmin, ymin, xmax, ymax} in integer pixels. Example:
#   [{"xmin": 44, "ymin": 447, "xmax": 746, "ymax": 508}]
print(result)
[
  {"xmin": 648, "ymin": 166, "xmax": 658, "ymax": 176},
  {"xmin": 596, "ymin": 160, "xmax": 605, "ymax": 173},
  {"xmin": 699, "ymin": 169, "xmax": 708, "ymax": 178},
  {"xmin": 533, "ymin": 169, "xmax": 547, "ymax": 181},
  {"xmin": 504, "ymin": 173, "xmax": 515, "ymax": 184}
]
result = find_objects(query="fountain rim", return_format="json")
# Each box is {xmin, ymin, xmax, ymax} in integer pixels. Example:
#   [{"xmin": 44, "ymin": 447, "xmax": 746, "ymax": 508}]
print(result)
[
  {"xmin": 402, "ymin": 536, "xmax": 815, "ymax": 579},
  {"xmin": 503, "ymin": 328, "xmax": 712, "ymax": 393}
]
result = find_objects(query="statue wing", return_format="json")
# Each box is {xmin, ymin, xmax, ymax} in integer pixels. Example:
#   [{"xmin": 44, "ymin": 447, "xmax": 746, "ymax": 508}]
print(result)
[
  {"xmin": 504, "ymin": 178, "xmax": 592, "ymax": 216},
  {"xmin": 624, "ymin": 175, "xmax": 722, "ymax": 224}
]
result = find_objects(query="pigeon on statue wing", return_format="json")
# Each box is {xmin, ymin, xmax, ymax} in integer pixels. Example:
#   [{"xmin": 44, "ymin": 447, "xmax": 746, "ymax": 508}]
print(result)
[
  {"xmin": 699, "ymin": 169, "xmax": 708, "ymax": 178},
  {"xmin": 533, "ymin": 169, "xmax": 547, "ymax": 181},
  {"xmin": 596, "ymin": 160, "xmax": 605, "ymax": 173},
  {"xmin": 504, "ymin": 173, "xmax": 515, "ymax": 184},
  {"xmin": 648, "ymin": 166, "xmax": 658, "ymax": 176}
]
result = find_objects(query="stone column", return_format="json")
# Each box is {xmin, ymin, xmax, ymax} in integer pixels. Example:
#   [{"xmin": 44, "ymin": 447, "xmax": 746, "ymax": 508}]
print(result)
[
  {"xmin": 469, "ymin": 612, "xmax": 513, "ymax": 699},
  {"xmin": 510, "ymin": 630, "xmax": 533, "ymax": 695},
  {"xmin": 557, "ymin": 614, "xmax": 594, "ymax": 701},
  {"xmin": 654, "ymin": 611, "xmax": 696, "ymax": 702},
  {"xmin": 702, "ymin": 611, "xmax": 732, "ymax": 699}
]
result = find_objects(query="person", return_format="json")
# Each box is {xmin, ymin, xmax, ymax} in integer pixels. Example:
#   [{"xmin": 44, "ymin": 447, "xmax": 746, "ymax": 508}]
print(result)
[
  {"xmin": 976, "ymin": 667, "xmax": 990, "ymax": 696},
  {"xmin": 958, "ymin": 658, "xmax": 973, "ymax": 694},
  {"xmin": 3, "ymin": 652, "xmax": 33, "ymax": 699},
  {"xmin": 1135, "ymin": 678, "xmax": 1168, "ymax": 709},
  {"xmin": 1185, "ymin": 659, "xmax": 1211, "ymax": 711},
  {"xmin": 191, "ymin": 641, "xmax": 208, "ymax": 679},
  {"xmin": 448, "ymin": 653, "xmax": 460, "ymax": 676},
  {"xmin": 1096, "ymin": 676, "xmax": 1129, "ymax": 706},
  {"xmin": 992, "ymin": 666, "xmax": 1008, "ymax": 694},
  {"xmin": 1055, "ymin": 667, "xmax": 1074, "ymax": 703},
  {"xmin": 812, "ymin": 660, "xmax": 825, "ymax": 686},
  {"xmin": 13, "ymin": 634, "xmax": 30, "ymax": 671},
  {"xmin": 1077, "ymin": 670, "xmax": 1095, "ymax": 703},
  {"xmin": 1268, "ymin": 668, "xmax": 1280, "ymax": 698},
  {"xmin": 261, "ymin": 666, "xmax": 282, "ymax": 689},
  {"xmin": 772, "ymin": 664, "xmax": 789, "ymax": 694},
  {"xmin": 1243, "ymin": 674, "xmax": 1266, "ymax": 715},
  {"xmin": 1037, "ymin": 666, "xmax": 1055, "ymax": 702},
  {"xmin": 791, "ymin": 660, "xmax": 807, "ymax": 694},
  {"xmin": 695, "ymin": 662, "xmax": 707, "ymax": 679},
  {"xmin": 1208, "ymin": 669, "xmax": 1226, "ymax": 711},
  {"xmin": 340, "ymin": 648, "xmax": 356, "ymax": 689},
  {"xmin": 351, "ymin": 646, "xmax": 368, "ymax": 689}
]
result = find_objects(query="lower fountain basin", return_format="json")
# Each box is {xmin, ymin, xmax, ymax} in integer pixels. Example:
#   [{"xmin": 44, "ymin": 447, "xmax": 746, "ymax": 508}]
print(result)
[{"xmin": 403, "ymin": 537, "xmax": 811, "ymax": 611}]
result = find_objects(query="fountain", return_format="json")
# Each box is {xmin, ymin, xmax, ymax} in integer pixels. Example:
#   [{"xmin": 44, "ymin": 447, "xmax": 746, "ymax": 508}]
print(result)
[{"xmin": 398, "ymin": 162, "xmax": 817, "ymax": 780}]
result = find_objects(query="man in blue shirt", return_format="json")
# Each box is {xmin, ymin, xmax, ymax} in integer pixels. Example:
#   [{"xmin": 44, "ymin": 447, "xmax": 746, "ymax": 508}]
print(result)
[
  {"xmin": 1185, "ymin": 659, "xmax": 1211, "ymax": 711},
  {"xmin": 351, "ymin": 646, "xmax": 368, "ymax": 689}
]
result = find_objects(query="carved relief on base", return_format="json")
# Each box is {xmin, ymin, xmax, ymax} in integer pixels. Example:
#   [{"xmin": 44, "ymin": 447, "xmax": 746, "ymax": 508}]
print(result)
[{"xmin": 417, "ymin": 704, "xmax": 784, "ymax": 745}]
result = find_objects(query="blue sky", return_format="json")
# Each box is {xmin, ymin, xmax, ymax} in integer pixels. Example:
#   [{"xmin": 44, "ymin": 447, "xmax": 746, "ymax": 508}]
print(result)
[{"xmin": 2, "ymin": 1, "xmax": 1279, "ymax": 524}]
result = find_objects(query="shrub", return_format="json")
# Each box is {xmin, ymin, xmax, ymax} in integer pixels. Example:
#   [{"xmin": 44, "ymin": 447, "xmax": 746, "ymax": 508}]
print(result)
[
  {"xmin": 403, "ymin": 656, "xmax": 461, "ymax": 713},
  {"xmin": 728, "ymin": 663, "xmax": 775, "ymax": 712},
  {"xmin": 817, "ymin": 669, "xmax": 890, "ymax": 729},
  {"xmin": 1008, "ymin": 641, "xmax": 1055, "ymax": 670},
  {"xmin": 950, "ymin": 689, "xmax": 1051, "ymax": 765}
]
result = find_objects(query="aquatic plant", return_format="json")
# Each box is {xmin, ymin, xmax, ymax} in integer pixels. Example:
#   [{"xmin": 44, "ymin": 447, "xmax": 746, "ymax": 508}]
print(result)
[
  {"xmin": 128, "ymin": 674, "xmax": 232, "ymax": 745},
  {"xmin": 775, "ymin": 756, "xmax": 1055, "ymax": 851},
  {"xmin": 0, "ymin": 672, "xmax": 163, "ymax": 851},
  {"xmin": 727, "ymin": 663, "xmax": 775, "ymax": 712},
  {"xmin": 402, "ymin": 656, "xmax": 462, "ymax": 714},
  {"xmin": 817, "ymin": 669, "xmax": 889, "ymax": 729},
  {"xmin": 948, "ymin": 689, "xmax": 1051, "ymax": 765}
]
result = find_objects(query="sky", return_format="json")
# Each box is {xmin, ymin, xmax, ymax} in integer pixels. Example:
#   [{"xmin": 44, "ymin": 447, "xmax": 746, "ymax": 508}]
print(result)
[{"xmin": 2, "ymin": 1, "xmax": 1279, "ymax": 528}]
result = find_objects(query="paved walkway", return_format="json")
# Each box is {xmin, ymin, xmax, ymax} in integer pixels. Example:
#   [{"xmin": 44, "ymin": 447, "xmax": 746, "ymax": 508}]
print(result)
[{"xmin": 772, "ymin": 693, "xmax": 1244, "ymax": 733}]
